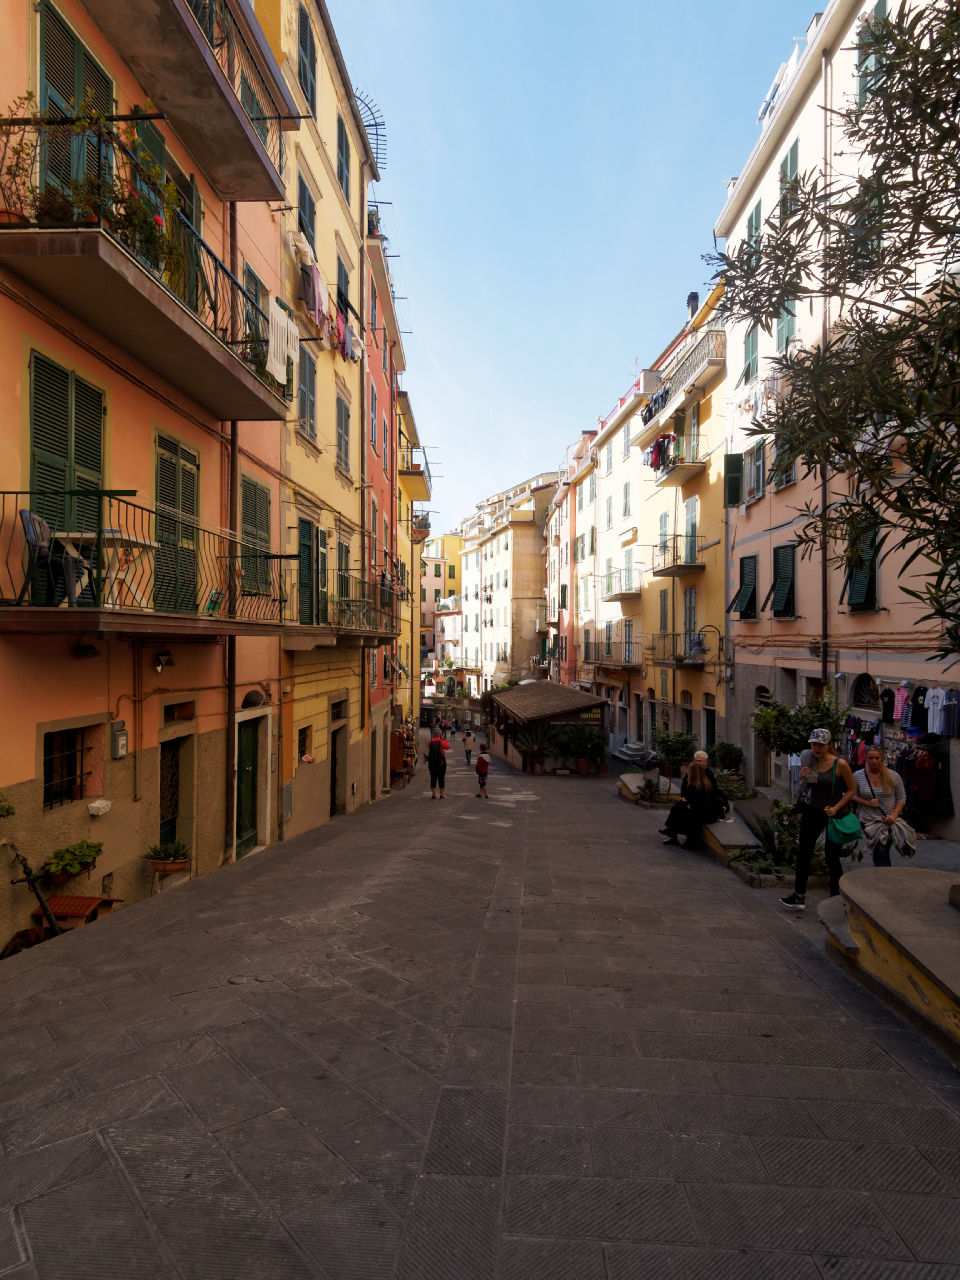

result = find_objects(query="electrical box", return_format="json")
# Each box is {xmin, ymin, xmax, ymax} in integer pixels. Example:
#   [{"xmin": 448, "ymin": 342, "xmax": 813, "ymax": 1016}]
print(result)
[{"xmin": 111, "ymin": 721, "xmax": 128, "ymax": 759}]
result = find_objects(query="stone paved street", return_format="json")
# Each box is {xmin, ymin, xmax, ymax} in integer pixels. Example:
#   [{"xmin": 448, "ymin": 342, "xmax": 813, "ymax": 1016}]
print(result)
[{"xmin": 2, "ymin": 743, "xmax": 960, "ymax": 1279}]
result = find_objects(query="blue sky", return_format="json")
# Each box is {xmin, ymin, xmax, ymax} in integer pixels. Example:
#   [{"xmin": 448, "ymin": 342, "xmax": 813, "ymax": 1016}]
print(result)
[{"xmin": 324, "ymin": 0, "xmax": 818, "ymax": 534}]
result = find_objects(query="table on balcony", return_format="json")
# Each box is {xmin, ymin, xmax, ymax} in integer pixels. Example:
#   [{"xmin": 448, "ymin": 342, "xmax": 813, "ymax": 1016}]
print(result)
[{"xmin": 55, "ymin": 528, "xmax": 159, "ymax": 610}]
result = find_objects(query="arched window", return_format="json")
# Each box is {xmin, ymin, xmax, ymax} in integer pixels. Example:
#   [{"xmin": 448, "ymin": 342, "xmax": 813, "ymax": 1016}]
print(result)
[{"xmin": 851, "ymin": 672, "xmax": 879, "ymax": 710}]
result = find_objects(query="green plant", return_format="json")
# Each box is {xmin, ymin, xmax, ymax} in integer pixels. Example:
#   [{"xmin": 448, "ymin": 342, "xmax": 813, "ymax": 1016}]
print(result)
[
  {"xmin": 558, "ymin": 721, "xmax": 604, "ymax": 761},
  {"xmin": 514, "ymin": 722, "xmax": 560, "ymax": 760},
  {"xmin": 145, "ymin": 839, "xmax": 189, "ymax": 862},
  {"xmin": 637, "ymin": 779, "xmax": 661, "ymax": 803},
  {"xmin": 41, "ymin": 840, "xmax": 103, "ymax": 878},
  {"xmin": 750, "ymin": 692, "xmax": 847, "ymax": 756},
  {"xmin": 741, "ymin": 801, "xmax": 804, "ymax": 874},
  {"xmin": 0, "ymin": 791, "xmax": 13, "ymax": 821},
  {"xmin": 651, "ymin": 728, "xmax": 698, "ymax": 775},
  {"xmin": 0, "ymin": 92, "xmax": 41, "ymax": 218},
  {"xmin": 712, "ymin": 770, "xmax": 757, "ymax": 801},
  {"xmin": 707, "ymin": 740, "xmax": 744, "ymax": 773}
]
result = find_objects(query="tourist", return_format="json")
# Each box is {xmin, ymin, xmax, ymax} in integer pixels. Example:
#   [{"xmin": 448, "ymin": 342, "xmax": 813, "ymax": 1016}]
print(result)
[
  {"xmin": 660, "ymin": 757, "xmax": 728, "ymax": 848},
  {"xmin": 425, "ymin": 727, "xmax": 449, "ymax": 800},
  {"xmin": 463, "ymin": 727, "xmax": 476, "ymax": 765},
  {"xmin": 780, "ymin": 729, "xmax": 857, "ymax": 909},
  {"xmin": 853, "ymin": 745, "xmax": 913, "ymax": 865},
  {"xmin": 475, "ymin": 744, "xmax": 490, "ymax": 799}
]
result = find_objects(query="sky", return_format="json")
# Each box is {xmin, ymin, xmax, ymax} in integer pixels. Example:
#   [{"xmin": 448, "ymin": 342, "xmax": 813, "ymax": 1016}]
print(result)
[{"xmin": 324, "ymin": 0, "xmax": 819, "ymax": 535}]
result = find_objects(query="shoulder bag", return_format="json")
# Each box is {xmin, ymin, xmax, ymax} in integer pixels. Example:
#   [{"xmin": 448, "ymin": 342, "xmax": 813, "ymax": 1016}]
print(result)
[{"xmin": 826, "ymin": 759, "xmax": 862, "ymax": 845}]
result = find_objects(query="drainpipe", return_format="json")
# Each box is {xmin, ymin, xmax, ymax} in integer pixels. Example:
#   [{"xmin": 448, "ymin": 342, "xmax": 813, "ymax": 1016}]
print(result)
[
  {"xmin": 359, "ymin": 162, "xmax": 368, "ymax": 733},
  {"xmin": 224, "ymin": 199, "xmax": 240, "ymax": 859}
]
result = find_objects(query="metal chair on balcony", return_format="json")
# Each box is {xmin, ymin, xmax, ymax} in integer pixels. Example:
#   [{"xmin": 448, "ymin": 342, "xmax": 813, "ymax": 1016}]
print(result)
[{"xmin": 16, "ymin": 511, "xmax": 92, "ymax": 608}]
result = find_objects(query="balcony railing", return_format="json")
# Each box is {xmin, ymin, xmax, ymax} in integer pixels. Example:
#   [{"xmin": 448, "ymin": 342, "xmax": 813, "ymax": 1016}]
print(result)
[
  {"xmin": 601, "ymin": 568, "xmax": 641, "ymax": 600},
  {"xmin": 0, "ymin": 490, "xmax": 284, "ymax": 625},
  {"xmin": 649, "ymin": 632, "xmax": 708, "ymax": 665},
  {"xmin": 327, "ymin": 572, "xmax": 399, "ymax": 636},
  {"xmin": 649, "ymin": 434, "xmax": 705, "ymax": 474},
  {"xmin": 651, "ymin": 534, "xmax": 705, "ymax": 574},
  {"xmin": 666, "ymin": 327, "xmax": 725, "ymax": 395},
  {"xmin": 184, "ymin": 0, "xmax": 285, "ymax": 176},
  {"xmin": 596, "ymin": 639, "xmax": 643, "ymax": 668},
  {"xmin": 399, "ymin": 447, "xmax": 432, "ymax": 489},
  {"xmin": 0, "ymin": 119, "xmax": 290, "ymax": 403}
]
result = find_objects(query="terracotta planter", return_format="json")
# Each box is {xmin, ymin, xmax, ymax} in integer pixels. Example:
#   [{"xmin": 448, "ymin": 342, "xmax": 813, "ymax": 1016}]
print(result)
[
  {"xmin": 0, "ymin": 209, "xmax": 28, "ymax": 227},
  {"xmin": 149, "ymin": 858, "xmax": 189, "ymax": 875},
  {"xmin": 47, "ymin": 871, "xmax": 71, "ymax": 887},
  {"xmin": 576, "ymin": 758, "xmax": 589, "ymax": 776}
]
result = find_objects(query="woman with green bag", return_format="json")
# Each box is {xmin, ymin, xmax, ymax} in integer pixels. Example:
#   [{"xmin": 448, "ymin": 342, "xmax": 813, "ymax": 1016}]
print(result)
[{"xmin": 780, "ymin": 729, "xmax": 857, "ymax": 910}]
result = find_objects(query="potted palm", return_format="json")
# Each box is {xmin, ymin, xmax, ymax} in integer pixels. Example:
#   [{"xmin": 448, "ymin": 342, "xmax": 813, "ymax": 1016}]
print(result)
[
  {"xmin": 145, "ymin": 839, "xmax": 190, "ymax": 875},
  {"xmin": 514, "ymin": 722, "xmax": 559, "ymax": 774}
]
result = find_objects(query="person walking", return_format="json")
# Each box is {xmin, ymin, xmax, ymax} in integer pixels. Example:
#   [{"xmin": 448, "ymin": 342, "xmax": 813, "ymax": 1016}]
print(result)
[
  {"xmin": 660, "ymin": 758, "xmax": 728, "ymax": 849},
  {"xmin": 425, "ymin": 727, "xmax": 449, "ymax": 800},
  {"xmin": 475, "ymin": 743, "xmax": 490, "ymax": 799},
  {"xmin": 463, "ymin": 728, "xmax": 476, "ymax": 765},
  {"xmin": 853, "ymin": 745, "xmax": 910, "ymax": 866},
  {"xmin": 780, "ymin": 728, "xmax": 857, "ymax": 909}
]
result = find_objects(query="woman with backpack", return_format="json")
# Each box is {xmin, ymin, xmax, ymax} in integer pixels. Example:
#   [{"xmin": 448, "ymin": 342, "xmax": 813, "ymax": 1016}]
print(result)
[
  {"xmin": 475, "ymin": 744, "xmax": 490, "ymax": 799},
  {"xmin": 425, "ymin": 728, "xmax": 449, "ymax": 800}
]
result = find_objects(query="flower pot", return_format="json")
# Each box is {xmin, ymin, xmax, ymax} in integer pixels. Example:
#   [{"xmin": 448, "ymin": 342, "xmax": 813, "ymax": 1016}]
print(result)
[
  {"xmin": 149, "ymin": 858, "xmax": 189, "ymax": 875},
  {"xmin": 47, "ymin": 871, "xmax": 71, "ymax": 886},
  {"xmin": 576, "ymin": 758, "xmax": 589, "ymax": 775},
  {"xmin": 0, "ymin": 209, "xmax": 28, "ymax": 227}
]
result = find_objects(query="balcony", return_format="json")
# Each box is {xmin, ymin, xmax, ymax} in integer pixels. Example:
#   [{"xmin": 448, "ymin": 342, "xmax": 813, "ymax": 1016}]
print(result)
[
  {"xmin": 650, "ymin": 435, "xmax": 708, "ymax": 488},
  {"xmin": 76, "ymin": 0, "xmax": 292, "ymax": 200},
  {"xmin": 668, "ymin": 327, "xmax": 726, "ymax": 398},
  {"xmin": 601, "ymin": 568, "xmax": 642, "ymax": 603},
  {"xmin": 410, "ymin": 513, "xmax": 431, "ymax": 544},
  {"xmin": 650, "ymin": 534, "xmax": 706, "ymax": 576},
  {"xmin": 648, "ymin": 629, "xmax": 721, "ymax": 666},
  {"xmin": 0, "ymin": 490, "xmax": 286, "ymax": 638},
  {"xmin": 0, "ymin": 123, "xmax": 291, "ymax": 420},
  {"xmin": 328, "ymin": 573, "xmax": 400, "ymax": 642},
  {"xmin": 596, "ymin": 639, "xmax": 644, "ymax": 669},
  {"xmin": 399, "ymin": 448, "xmax": 432, "ymax": 502}
]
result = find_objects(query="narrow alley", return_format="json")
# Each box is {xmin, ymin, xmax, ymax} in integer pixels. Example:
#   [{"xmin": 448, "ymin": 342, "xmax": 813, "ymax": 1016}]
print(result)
[{"xmin": 2, "ymin": 746, "xmax": 960, "ymax": 1279}]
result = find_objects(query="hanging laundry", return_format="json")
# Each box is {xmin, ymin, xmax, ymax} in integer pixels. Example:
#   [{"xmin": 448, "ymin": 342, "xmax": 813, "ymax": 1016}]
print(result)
[
  {"xmin": 893, "ymin": 686, "xmax": 910, "ymax": 720},
  {"xmin": 290, "ymin": 230, "xmax": 315, "ymax": 265},
  {"xmin": 335, "ymin": 308, "xmax": 347, "ymax": 358},
  {"xmin": 266, "ymin": 296, "xmax": 287, "ymax": 382},
  {"xmin": 346, "ymin": 323, "xmax": 361, "ymax": 362},
  {"xmin": 298, "ymin": 265, "xmax": 317, "ymax": 321}
]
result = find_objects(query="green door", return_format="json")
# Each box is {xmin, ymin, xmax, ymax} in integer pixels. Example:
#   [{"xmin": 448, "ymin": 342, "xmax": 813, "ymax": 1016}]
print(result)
[{"xmin": 236, "ymin": 719, "xmax": 259, "ymax": 856}]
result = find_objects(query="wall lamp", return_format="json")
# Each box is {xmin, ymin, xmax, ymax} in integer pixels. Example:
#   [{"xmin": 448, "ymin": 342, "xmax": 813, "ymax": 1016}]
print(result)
[{"xmin": 153, "ymin": 651, "xmax": 175, "ymax": 675}]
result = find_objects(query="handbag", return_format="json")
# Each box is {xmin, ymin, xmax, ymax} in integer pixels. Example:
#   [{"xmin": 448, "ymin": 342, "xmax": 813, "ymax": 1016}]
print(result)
[
  {"xmin": 825, "ymin": 760, "xmax": 862, "ymax": 845},
  {"xmin": 866, "ymin": 773, "xmax": 917, "ymax": 857}
]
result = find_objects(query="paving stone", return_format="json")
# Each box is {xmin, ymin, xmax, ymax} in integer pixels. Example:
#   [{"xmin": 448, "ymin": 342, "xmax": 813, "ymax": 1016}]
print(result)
[
  {"xmin": 374, "ymin": 1021, "xmax": 451, "ymax": 1076},
  {"xmin": 591, "ymin": 1123, "xmax": 766, "ymax": 1182},
  {"xmin": 578, "ymin": 1054, "xmax": 718, "ymax": 1093},
  {"xmin": 809, "ymin": 1100, "xmax": 960, "ymax": 1147},
  {"xmin": 499, "ymin": 1237, "xmax": 605, "ymax": 1280},
  {"xmin": 755, "ymin": 1134, "xmax": 956, "ymax": 1194},
  {"xmin": 605, "ymin": 1242, "xmax": 821, "ymax": 1279},
  {"xmin": 164, "ymin": 1052, "xmax": 277, "ymax": 1131},
  {"xmin": 423, "ymin": 1088, "xmax": 506, "ymax": 1176},
  {"xmin": 457, "ymin": 989, "xmax": 515, "ymax": 1029},
  {"xmin": 504, "ymin": 1174, "xmax": 698, "ymax": 1243},
  {"xmin": 685, "ymin": 1181, "xmax": 911, "ymax": 1257},
  {"xmin": 505, "ymin": 1125, "xmax": 592, "ymax": 1175},
  {"xmin": 714, "ymin": 1063, "xmax": 938, "ymax": 1106},
  {"xmin": 509, "ymin": 1085, "xmax": 662, "ymax": 1129},
  {"xmin": 512, "ymin": 1051, "xmax": 580, "ymax": 1086},
  {"xmin": 356, "ymin": 1058, "xmax": 439, "ymax": 1135},
  {"xmin": 281, "ymin": 1181, "xmax": 402, "ymax": 1279},
  {"xmin": 104, "ymin": 1104, "xmax": 234, "ymax": 1205},
  {"xmin": 260, "ymin": 1061, "xmax": 380, "ymax": 1134},
  {"xmin": 0, "ymin": 1210, "xmax": 24, "ymax": 1273},
  {"xmin": 19, "ymin": 1167, "xmax": 168, "ymax": 1279},
  {"xmin": 216, "ymin": 1107, "xmax": 357, "ymax": 1210},
  {"xmin": 443, "ymin": 1028, "xmax": 511, "ymax": 1086},
  {"xmin": 921, "ymin": 1147, "xmax": 960, "ymax": 1189},
  {"xmin": 871, "ymin": 1191, "xmax": 960, "ymax": 1264},
  {"xmin": 811, "ymin": 1260, "xmax": 960, "ymax": 1278},
  {"xmin": 393, "ymin": 1176, "xmax": 499, "ymax": 1280},
  {"xmin": 211, "ymin": 1019, "xmax": 312, "ymax": 1076},
  {"xmin": 318, "ymin": 1108, "xmax": 421, "ymax": 1208},
  {"xmin": 71, "ymin": 1034, "xmax": 218, "ymax": 1095},
  {"xmin": 0, "ymin": 1135, "xmax": 109, "ymax": 1207},
  {"xmin": 0, "ymin": 1077, "xmax": 169, "ymax": 1157}
]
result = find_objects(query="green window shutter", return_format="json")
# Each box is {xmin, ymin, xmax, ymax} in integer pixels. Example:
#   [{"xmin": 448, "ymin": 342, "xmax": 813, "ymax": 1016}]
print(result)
[
  {"xmin": 769, "ymin": 545, "xmax": 795, "ymax": 615},
  {"xmin": 298, "ymin": 349, "xmax": 316, "ymax": 437},
  {"xmin": 298, "ymin": 518, "xmax": 314, "ymax": 624},
  {"xmin": 659, "ymin": 588, "xmax": 668, "ymax": 633},
  {"xmin": 336, "ymin": 115, "xmax": 350, "ymax": 201},
  {"xmin": 240, "ymin": 477, "xmax": 270, "ymax": 594},
  {"xmin": 724, "ymin": 453, "xmax": 743, "ymax": 507},
  {"xmin": 727, "ymin": 555, "xmax": 757, "ymax": 615},
  {"xmin": 746, "ymin": 200, "xmax": 761, "ymax": 248},
  {"xmin": 776, "ymin": 302, "xmax": 796, "ymax": 352},
  {"xmin": 135, "ymin": 115, "xmax": 166, "ymax": 181},
  {"xmin": 846, "ymin": 533, "xmax": 877, "ymax": 609},
  {"xmin": 30, "ymin": 352, "xmax": 71, "ymax": 529},
  {"xmin": 624, "ymin": 547, "xmax": 633, "ymax": 590},
  {"xmin": 297, "ymin": 5, "xmax": 316, "ymax": 114},
  {"xmin": 317, "ymin": 528, "xmax": 328, "ymax": 622},
  {"xmin": 42, "ymin": 5, "xmax": 76, "ymax": 112},
  {"xmin": 297, "ymin": 175, "xmax": 315, "ymax": 249}
]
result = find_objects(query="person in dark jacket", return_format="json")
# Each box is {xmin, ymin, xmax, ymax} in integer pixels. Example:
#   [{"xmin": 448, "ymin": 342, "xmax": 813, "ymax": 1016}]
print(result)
[
  {"xmin": 425, "ymin": 730, "xmax": 449, "ymax": 800},
  {"xmin": 660, "ymin": 759, "xmax": 728, "ymax": 848}
]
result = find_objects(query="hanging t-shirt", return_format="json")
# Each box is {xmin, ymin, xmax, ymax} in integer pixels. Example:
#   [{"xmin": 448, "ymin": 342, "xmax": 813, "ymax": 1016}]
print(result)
[
  {"xmin": 942, "ymin": 689, "xmax": 959, "ymax": 737},
  {"xmin": 925, "ymin": 686, "xmax": 946, "ymax": 735},
  {"xmin": 880, "ymin": 688, "xmax": 895, "ymax": 724},
  {"xmin": 912, "ymin": 686, "xmax": 929, "ymax": 733},
  {"xmin": 893, "ymin": 687, "xmax": 910, "ymax": 720}
]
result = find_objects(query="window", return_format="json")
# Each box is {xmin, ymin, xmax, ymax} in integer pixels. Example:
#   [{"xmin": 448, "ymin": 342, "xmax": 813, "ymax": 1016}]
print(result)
[
  {"xmin": 745, "ymin": 441, "xmax": 765, "ymax": 501},
  {"xmin": 577, "ymin": 485, "xmax": 583, "ymax": 511},
  {"xmin": 239, "ymin": 73, "xmax": 268, "ymax": 145},
  {"xmin": 337, "ymin": 256, "xmax": 349, "ymax": 314},
  {"xmin": 683, "ymin": 586, "xmax": 697, "ymax": 642},
  {"xmin": 743, "ymin": 323, "xmax": 759, "ymax": 384},
  {"xmin": 623, "ymin": 548, "xmax": 633, "ymax": 591},
  {"xmin": 449, "ymin": 565, "xmax": 456, "ymax": 579},
  {"xmin": 604, "ymin": 620, "xmax": 613, "ymax": 655},
  {"xmin": 776, "ymin": 302, "xmax": 796, "ymax": 353},
  {"xmin": 559, "ymin": 583, "xmax": 567, "ymax": 610},
  {"xmin": 434, "ymin": 588, "xmax": 441, "ymax": 602},
  {"xmin": 605, "ymin": 441, "xmax": 613, "ymax": 473},
  {"xmin": 370, "ymin": 280, "xmax": 378, "ymax": 330},
  {"xmin": 370, "ymin": 650, "xmax": 377, "ymax": 686},
  {"xmin": 156, "ymin": 435, "xmax": 199, "ymax": 612},
  {"xmin": 297, "ymin": 6, "xmax": 317, "ymax": 115},
  {"xmin": 336, "ymin": 114, "xmax": 350, "ymax": 202},
  {"xmin": 773, "ymin": 439, "xmax": 796, "ymax": 489},
  {"xmin": 624, "ymin": 620, "xmax": 634, "ymax": 663},
  {"xmin": 765, "ymin": 544, "xmax": 796, "ymax": 617},
  {"xmin": 382, "ymin": 333, "xmax": 388, "ymax": 374},
  {"xmin": 434, "ymin": 563, "xmax": 442, "ymax": 577},
  {"xmin": 658, "ymin": 511, "xmax": 668, "ymax": 552},
  {"xmin": 851, "ymin": 672, "xmax": 880, "ymax": 709},
  {"xmin": 41, "ymin": 5, "xmax": 111, "ymax": 191},
  {"xmin": 622, "ymin": 482, "xmax": 630, "ymax": 518},
  {"xmin": 298, "ymin": 347, "xmax": 316, "ymax": 438},
  {"xmin": 727, "ymin": 555, "xmax": 758, "ymax": 619},
  {"xmin": 420, "ymin": 587, "xmax": 426, "ymax": 602},
  {"xmin": 584, "ymin": 629, "xmax": 592, "ymax": 661},
  {"xmin": 724, "ymin": 453, "xmax": 743, "ymax": 507},
  {"xmin": 779, "ymin": 138, "xmax": 799, "ymax": 222},
  {"xmin": 605, "ymin": 496, "xmax": 613, "ymax": 529},
  {"xmin": 243, "ymin": 265, "xmax": 265, "ymax": 346},
  {"xmin": 588, "ymin": 472, "xmax": 595, "ymax": 503},
  {"xmin": 43, "ymin": 726, "xmax": 94, "ymax": 809},
  {"xmin": 623, "ymin": 424, "xmax": 632, "ymax": 457},
  {"xmin": 659, "ymin": 588, "xmax": 669, "ymax": 633},
  {"xmin": 240, "ymin": 476, "xmax": 270, "ymax": 595},
  {"xmin": 336, "ymin": 395, "xmax": 350, "ymax": 472},
  {"xmin": 857, "ymin": 0, "xmax": 887, "ymax": 106},
  {"xmin": 589, "ymin": 525, "xmax": 596, "ymax": 555},
  {"xmin": 370, "ymin": 498, "xmax": 378, "ymax": 571},
  {"xmin": 297, "ymin": 174, "xmax": 316, "ymax": 250},
  {"xmin": 382, "ymin": 416, "xmax": 389, "ymax": 470},
  {"xmin": 337, "ymin": 541, "xmax": 350, "ymax": 602},
  {"xmin": 843, "ymin": 532, "xmax": 878, "ymax": 612},
  {"xmin": 370, "ymin": 382, "xmax": 377, "ymax": 444},
  {"xmin": 604, "ymin": 557, "xmax": 613, "ymax": 597},
  {"xmin": 746, "ymin": 199, "xmax": 762, "ymax": 255},
  {"xmin": 297, "ymin": 518, "xmax": 316, "ymax": 624}
]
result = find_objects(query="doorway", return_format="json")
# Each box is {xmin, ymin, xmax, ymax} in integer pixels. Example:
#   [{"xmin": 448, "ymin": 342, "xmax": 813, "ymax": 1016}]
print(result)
[
  {"xmin": 369, "ymin": 729, "xmax": 378, "ymax": 802},
  {"xmin": 236, "ymin": 718, "xmax": 259, "ymax": 856},
  {"xmin": 159, "ymin": 738, "xmax": 180, "ymax": 845},
  {"xmin": 329, "ymin": 725, "xmax": 346, "ymax": 817}
]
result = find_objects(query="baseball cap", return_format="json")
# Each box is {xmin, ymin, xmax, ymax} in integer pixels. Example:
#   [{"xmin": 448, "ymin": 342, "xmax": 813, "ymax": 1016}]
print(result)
[{"xmin": 808, "ymin": 728, "xmax": 832, "ymax": 745}]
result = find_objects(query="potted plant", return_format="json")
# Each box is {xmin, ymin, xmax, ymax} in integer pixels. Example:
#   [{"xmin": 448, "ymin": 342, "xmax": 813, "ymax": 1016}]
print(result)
[
  {"xmin": 561, "ymin": 722, "xmax": 604, "ymax": 775},
  {"xmin": 40, "ymin": 839, "xmax": 103, "ymax": 886},
  {"xmin": 145, "ymin": 839, "xmax": 190, "ymax": 875},
  {"xmin": 0, "ymin": 93, "xmax": 41, "ymax": 224},
  {"xmin": 514, "ymin": 722, "xmax": 560, "ymax": 774}
]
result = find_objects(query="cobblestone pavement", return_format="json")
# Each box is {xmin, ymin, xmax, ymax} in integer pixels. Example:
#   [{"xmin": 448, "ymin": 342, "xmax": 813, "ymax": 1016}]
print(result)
[{"xmin": 2, "ymin": 743, "xmax": 960, "ymax": 1279}]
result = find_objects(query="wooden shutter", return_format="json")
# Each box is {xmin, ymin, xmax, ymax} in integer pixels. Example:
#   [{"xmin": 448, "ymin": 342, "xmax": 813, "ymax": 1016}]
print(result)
[
  {"xmin": 846, "ymin": 533, "xmax": 877, "ymax": 609},
  {"xmin": 241, "ymin": 477, "xmax": 269, "ymax": 594},
  {"xmin": 30, "ymin": 353, "xmax": 71, "ymax": 529},
  {"xmin": 724, "ymin": 454, "xmax": 743, "ymax": 507},
  {"xmin": 298, "ymin": 349, "xmax": 316, "ymax": 437},
  {"xmin": 297, "ymin": 518, "xmax": 314, "ymax": 624},
  {"xmin": 72, "ymin": 375, "xmax": 104, "ymax": 530},
  {"xmin": 727, "ymin": 555, "xmax": 757, "ymax": 614},
  {"xmin": 297, "ymin": 175, "xmax": 315, "ymax": 248},
  {"xmin": 337, "ymin": 115, "xmax": 350, "ymax": 200},
  {"xmin": 298, "ymin": 6, "xmax": 316, "ymax": 114},
  {"xmin": 770, "ymin": 545, "xmax": 795, "ymax": 615},
  {"xmin": 317, "ymin": 528, "xmax": 328, "ymax": 622}
]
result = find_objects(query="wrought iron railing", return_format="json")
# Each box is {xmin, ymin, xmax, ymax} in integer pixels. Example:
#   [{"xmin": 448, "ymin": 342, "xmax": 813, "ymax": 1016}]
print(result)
[
  {"xmin": 601, "ymin": 567, "xmax": 641, "ymax": 598},
  {"xmin": 0, "ymin": 491, "xmax": 285, "ymax": 622},
  {"xmin": 650, "ymin": 632, "xmax": 706, "ymax": 664},
  {"xmin": 327, "ymin": 571, "xmax": 399, "ymax": 635},
  {"xmin": 0, "ymin": 119, "xmax": 290, "ymax": 402},
  {"xmin": 651, "ymin": 534, "xmax": 705, "ymax": 572},
  {"xmin": 665, "ymin": 327, "xmax": 725, "ymax": 394},
  {"xmin": 650, "ymin": 434, "xmax": 707, "ymax": 476},
  {"xmin": 184, "ymin": 0, "xmax": 285, "ymax": 176},
  {"xmin": 596, "ymin": 639, "xmax": 643, "ymax": 667},
  {"xmin": 399, "ymin": 447, "xmax": 432, "ymax": 490}
]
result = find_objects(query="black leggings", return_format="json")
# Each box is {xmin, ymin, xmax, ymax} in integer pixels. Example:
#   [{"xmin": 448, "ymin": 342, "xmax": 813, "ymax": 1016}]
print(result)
[
  {"xmin": 795, "ymin": 805, "xmax": 845, "ymax": 896},
  {"xmin": 429, "ymin": 765, "xmax": 446, "ymax": 789}
]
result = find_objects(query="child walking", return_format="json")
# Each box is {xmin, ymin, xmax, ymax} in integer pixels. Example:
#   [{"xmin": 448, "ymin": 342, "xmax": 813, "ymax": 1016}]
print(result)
[{"xmin": 475, "ymin": 744, "xmax": 490, "ymax": 799}]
